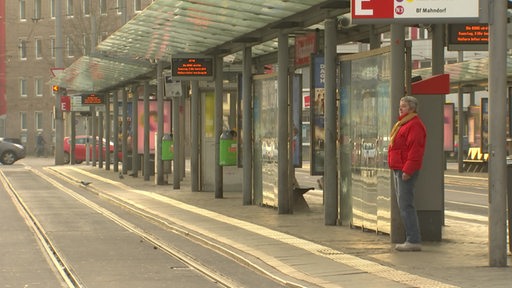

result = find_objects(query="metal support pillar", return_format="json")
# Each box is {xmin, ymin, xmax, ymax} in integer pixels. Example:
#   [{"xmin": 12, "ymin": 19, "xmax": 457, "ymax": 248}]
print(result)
[
  {"xmin": 121, "ymin": 88, "xmax": 128, "ymax": 174},
  {"xmin": 172, "ymin": 83, "xmax": 181, "ymax": 189},
  {"xmin": 143, "ymin": 81, "xmax": 151, "ymax": 181},
  {"xmin": 488, "ymin": 0, "xmax": 508, "ymax": 267},
  {"xmin": 324, "ymin": 17, "xmax": 338, "ymax": 225},
  {"xmin": 215, "ymin": 56, "xmax": 224, "ymax": 198},
  {"xmin": 131, "ymin": 84, "xmax": 139, "ymax": 176},
  {"xmin": 70, "ymin": 112, "xmax": 76, "ymax": 165},
  {"xmin": 98, "ymin": 110, "xmax": 104, "ymax": 168},
  {"xmin": 457, "ymin": 85, "xmax": 464, "ymax": 173},
  {"xmin": 432, "ymin": 23, "xmax": 445, "ymax": 227},
  {"xmin": 54, "ymin": 0, "xmax": 64, "ymax": 165},
  {"xmin": 105, "ymin": 93, "xmax": 111, "ymax": 170},
  {"xmin": 242, "ymin": 46, "xmax": 253, "ymax": 205},
  {"xmin": 91, "ymin": 106, "xmax": 97, "ymax": 167},
  {"xmin": 113, "ymin": 90, "xmax": 120, "ymax": 172},
  {"xmin": 156, "ymin": 61, "xmax": 165, "ymax": 185},
  {"xmin": 390, "ymin": 24, "xmax": 406, "ymax": 243},
  {"xmin": 277, "ymin": 31, "xmax": 290, "ymax": 214},
  {"xmin": 179, "ymin": 93, "xmax": 186, "ymax": 180},
  {"xmin": 191, "ymin": 80, "xmax": 200, "ymax": 191},
  {"xmin": 457, "ymin": 52, "xmax": 464, "ymax": 173}
]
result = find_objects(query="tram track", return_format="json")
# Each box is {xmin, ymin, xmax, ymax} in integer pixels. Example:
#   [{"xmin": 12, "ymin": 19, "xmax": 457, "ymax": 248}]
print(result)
[
  {"xmin": 0, "ymin": 169, "xmax": 82, "ymax": 287},
  {"xmin": 1, "ymin": 166, "xmax": 299, "ymax": 288},
  {"xmin": 34, "ymin": 167, "xmax": 244, "ymax": 288},
  {"xmin": 42, "ymin": 166, "xmax": 308, "ymax": 288}
]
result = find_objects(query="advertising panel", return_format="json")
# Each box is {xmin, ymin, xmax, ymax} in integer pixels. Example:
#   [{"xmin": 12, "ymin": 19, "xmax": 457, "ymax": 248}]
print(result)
[
  {"xmin": 444, "ymin": 103, "xmax": 455, "ymax": 151},
  {"xmin": 310, "ymin": 54, "xmax": 325, "ymax": 175},
  {"xmin": 481, "ymin": 98, "xmax": 488, "ymax": 153},
  {"xmin": 254, "ymin": 74, "xmax": 279, "ymax": 207},
  {"xmin": 339, "ymin": 47, "xmax": 392, "ymax": 232},
  {"xmin": 136, "ymin": 100, "xmax": 171, "ymax": 154},
  {"xmin": 294, "ymin": 32, "xmax": 317, "ymax": 68}
]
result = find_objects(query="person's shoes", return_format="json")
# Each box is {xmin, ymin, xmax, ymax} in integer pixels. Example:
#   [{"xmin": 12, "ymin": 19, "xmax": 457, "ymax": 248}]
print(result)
[{"xmin": 395, "ymin": 242, "xmax": 422, "ymax": 251}]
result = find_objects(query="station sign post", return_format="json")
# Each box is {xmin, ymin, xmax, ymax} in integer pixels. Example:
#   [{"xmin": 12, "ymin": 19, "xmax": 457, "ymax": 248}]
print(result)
[{"xmin": 351, "ymin": 0, "xmax": 481, "ymax": 24}]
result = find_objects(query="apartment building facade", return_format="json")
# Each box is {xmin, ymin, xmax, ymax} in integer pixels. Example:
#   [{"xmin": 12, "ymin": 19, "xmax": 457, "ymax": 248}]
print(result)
[{"xmin": 0, "ymin": 0, "xmax": 152, "ymax": 155}]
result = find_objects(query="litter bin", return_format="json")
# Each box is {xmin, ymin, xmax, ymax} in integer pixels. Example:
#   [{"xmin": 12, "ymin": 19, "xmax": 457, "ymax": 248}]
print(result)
[
  {"xmin": 161, "ymin": 134, "xmax": 174, "ymax": 161},
  {"xmin": 219, "ymin": 130, "xmax": 237, "ymax": 166}
]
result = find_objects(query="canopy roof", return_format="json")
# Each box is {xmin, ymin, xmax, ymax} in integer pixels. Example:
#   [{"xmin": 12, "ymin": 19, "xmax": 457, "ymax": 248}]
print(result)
[
  {"xmin": 51, "ymin": 0, "xmax": 507, "ymax": 94},
  {"xmin": 51, "ymin": 0, "xmax": 350, "ymax": 92}
]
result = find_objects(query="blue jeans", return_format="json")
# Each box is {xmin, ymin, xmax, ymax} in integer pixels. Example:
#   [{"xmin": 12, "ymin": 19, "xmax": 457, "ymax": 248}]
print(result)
[{"xmin": 393, "ymin": 170, "xmax": 421, "ymax": 243}]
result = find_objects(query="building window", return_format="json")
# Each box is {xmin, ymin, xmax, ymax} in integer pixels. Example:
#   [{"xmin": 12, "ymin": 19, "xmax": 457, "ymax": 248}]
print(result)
[
  {"xmin": 418, "ymin": 28, "xmax": 430, "ymax": 40},
  {"xmin": 134, "ymin": 0, "xmax": 142, "ymax": 12},
  {"xmin": 20, "ymin": 0, "xmax": 26, "ymax": 21},
  {"xmin": 34, "ymin": 0, "xmax": 42, "ymax": 21},
  {"xmin": 35, "ymin": 38, "xmax": 43, "ymax": 59},
  {"xmin": 117, "ymin": 0, "xmax": 122, "ymax": 15},
  {"xmin": 51, "ymin": 111, "xmax": 55, "ymax": 130},
  {"xmin": 66, "ymin": 36, "xmax": 74, "ymax": 57},
  {"xmin": 67, "ymin": 0, "xmax": 74, "ymax": 17},
  {"xmin": 100, "ymin": 0, "xmax": 107, "ymax": 15},
  {"xmin": 20, "ymin": 112, "xmax": 27, "ymax": 130},
  {"xmin": 35, "ymin": 111, "xmax": 43, "ymax": 131},
  {"xmin": 20, "ymin": 79, "xmax": 27, "ymax": 97},
  {"xmin": 420, "ymin": 60, "xmax": 432, "ymax": 68},
  {"xmin": 19, "ymin": 39, "xmax": 27, "ymax": 60},
  {"xmin": 82, "ymin": 33, "xmax": 91, "ymax": 55},
  {"xmin": 51, "ymin": 0, "xmax": 56, "ymax": 18},
  {"xmin": 83, "ymin": 0, "xmax": 90, "ymax": 16},
  {"xmin": 35, "ymin": 78, "xmax": 43, "ymax": 96},
  {"xmin": 50, "ymin": 37, "xmax": 56, "ymax": 58}
]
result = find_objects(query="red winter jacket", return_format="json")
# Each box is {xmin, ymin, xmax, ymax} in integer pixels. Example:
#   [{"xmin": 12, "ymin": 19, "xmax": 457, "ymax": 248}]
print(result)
[{"xmin": 387, "ymin": 114, "xmax": 426, "ymax": 176}]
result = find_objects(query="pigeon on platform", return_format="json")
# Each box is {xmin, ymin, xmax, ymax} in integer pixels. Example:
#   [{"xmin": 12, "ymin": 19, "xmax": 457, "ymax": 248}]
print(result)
[
  {"xmin": 80, "ymin": 181, "xmax": 92, "ymax": 186},
  {"xmin": 119, "ymin": 173, "xmax": 124, "ymax": 179}
]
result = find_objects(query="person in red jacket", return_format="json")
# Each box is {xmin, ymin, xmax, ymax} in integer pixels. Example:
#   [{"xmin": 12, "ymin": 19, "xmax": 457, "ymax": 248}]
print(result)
[{"xmin": 388, "ymin": 96, "xmax": 426, "ymax": 251}]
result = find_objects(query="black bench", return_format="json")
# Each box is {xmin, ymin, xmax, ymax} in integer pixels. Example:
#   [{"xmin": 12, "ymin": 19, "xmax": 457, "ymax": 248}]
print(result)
[
  {"xmin": 463, "ymin": 147, "xmax": 488, "ymax": 172},
  {"xmin": 293, "ymin": 186, "xmax": 314, "ymax": 211},
  {"xmin": 292, "ymin": 176, "xmax": 314, "ymax": 211}
]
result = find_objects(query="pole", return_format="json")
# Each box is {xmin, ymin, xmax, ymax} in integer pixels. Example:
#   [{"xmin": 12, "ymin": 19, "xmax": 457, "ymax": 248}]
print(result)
[
  {"xmin": 324, "ymin": 17, "xmax": 338, "ymax": 225},
  {"xmin": 215, "ymin": 56, "xmax": 224, "ymax": 198},
  {"xmin": 431, "ymin": 23, "xmax": 445, "ymax": 225},
  {"xmin": 105, "ymin": 93, "xmax": 110, "ymax": 170},
  {"xmin": 54, "ymin": 0, "xmax": 64, "ymax": 165},
  {"xmin": 242, "ymin": 46, "xmax": 253, "ymax": 205},
  {"xmin": 277, "ymin": 31, "xmax": 290, "ymax": 214},
  {"xmin": 488, "ymin": 0, "xmax": 508, "ymax": 267},
  {"xmin": 156, "ymin": 61, "xmax": 165, "ymax": 185},
  {"xmin": 457, "ymin": 53, "xmax": 464, "ymax": 173},
  {"xmin": 131, "ymin": 84, "xmax": 138, "ymax": 176},
  {"xmin": 143, "ymin": 81, "xmax": 150, "ymax": 181},
  {"xmin": 172, "ymin": 79, "xmax": 180, "ymax": 189},
  {"xmin": 191, "ymin": 80, "xmax": 200, "ymax": 191},
  {"xmin": 390, "ymin": 24, "xmax": 406, "ymax": 243},
  {"xmin": 113, "ymin": 90, "xmax": 119, "ymax": 172},
  {"xmin": 121, "ymin": 88, "xmax": 128, "ymax": 174}
]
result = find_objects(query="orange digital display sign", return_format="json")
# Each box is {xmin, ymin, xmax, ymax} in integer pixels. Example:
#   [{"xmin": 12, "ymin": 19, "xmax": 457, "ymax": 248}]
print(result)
[
  {"xmin": 82, "ymin": 93, "xmax": 105, "ymax": 105},
  {"xmin": 171, "ymin": 56, "xmax": 214, "ymax": 80},
  {"xmin": 447, "ymin": 24, "xmax": 488, "ymax": 51}
]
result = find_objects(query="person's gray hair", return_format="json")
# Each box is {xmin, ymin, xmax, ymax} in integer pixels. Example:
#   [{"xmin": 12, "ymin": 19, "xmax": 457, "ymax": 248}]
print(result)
[{"xmin": 400, "ymin": 96, "xmax": 419, "ymax": 112}]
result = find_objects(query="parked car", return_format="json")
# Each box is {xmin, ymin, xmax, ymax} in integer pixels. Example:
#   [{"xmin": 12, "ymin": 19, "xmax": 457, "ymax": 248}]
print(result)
[
  {"xmin": 63, "ymin": 136, "xmax": 122, "ymax": 164},
  {"xmin": 0, "ymin": 137, "xmax": 22, "ymax": 145},
  {"xmin": 0, "ymin": 138, "xmax": 26, "ymax": 165}
]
